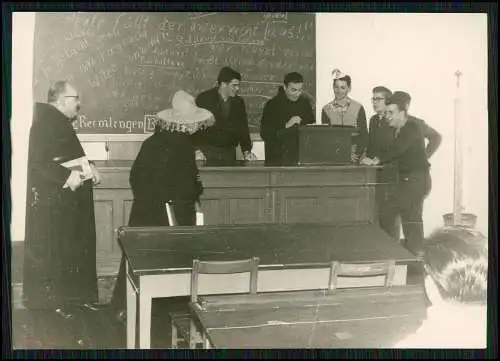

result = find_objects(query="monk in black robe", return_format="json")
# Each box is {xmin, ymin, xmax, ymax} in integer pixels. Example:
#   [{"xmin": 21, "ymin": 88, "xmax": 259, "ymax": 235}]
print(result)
[
  {"xmin": 260, "ymin": 72, "xmax": 315, "ymax": 166},
  {"xmin": 23, "ymin": 81, "xmax": 100, "ymax": 315}
]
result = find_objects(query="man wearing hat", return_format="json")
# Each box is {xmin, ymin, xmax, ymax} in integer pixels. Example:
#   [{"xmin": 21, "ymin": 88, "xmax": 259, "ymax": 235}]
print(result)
[
  {"xmin": 193, "ymin": 66, "xmax": 256, "ymax": 166},
  {"xmin": 110, "ymin": 90, "xmax": 215, "ymax": 322}
]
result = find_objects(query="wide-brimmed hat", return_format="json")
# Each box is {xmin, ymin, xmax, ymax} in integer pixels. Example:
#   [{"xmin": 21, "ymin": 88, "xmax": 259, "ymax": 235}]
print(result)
[{"xmin": 155, "ymin": 90, "xmax": 215, "ymax": 134}]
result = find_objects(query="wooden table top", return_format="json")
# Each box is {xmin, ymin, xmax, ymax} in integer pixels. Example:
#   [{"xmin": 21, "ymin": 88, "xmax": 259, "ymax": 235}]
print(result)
[
  {"xmin": 191, "ymin": 285, "xmax": 426, "ymax": 349},
  {"xmin": 118, "ymin": 223, "xmax": 419, "ymax": 276}
]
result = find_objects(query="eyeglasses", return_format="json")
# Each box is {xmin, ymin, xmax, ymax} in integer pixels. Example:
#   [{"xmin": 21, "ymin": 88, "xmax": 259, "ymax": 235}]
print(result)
[
  {"xmin": 64, "ymin": 95, "xmax": 80, "ymax": 100},
  {"xmin": 371, "ymin": 97, "xmax": 385, "ymax": 102}
]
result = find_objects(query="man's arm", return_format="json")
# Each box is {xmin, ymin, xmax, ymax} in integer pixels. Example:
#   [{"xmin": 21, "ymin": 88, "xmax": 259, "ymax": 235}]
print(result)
[
  {"xmin": 237, "ymin": 98, "xmax": 252, "ymax": 153},
  {"xmin": 302, "ymin": 98, "xmax": 316, "ymax": 125},
  {"xmin": 421, "ymin": 120, "xmax": 442, "ymax": 159},
  {"xmin": 321, "ymin": 108, "xmax": 330, "ymax": 125},
  {"xmin": 259, "ymin": 99, "xmax": 276, "ymax": 142},
  {"xmin": 378, "ymin": 122, "xmax": 423, "ymax": 165},
  {"xmin": 354, "ymin": 106, "xmax": 369, "ymax": 160},
  {"xmin": 365, "ymin": 116, "xmax": 378, "ymax": 158},
  {"xmin": 29, "ymin": 120, "xmax": 72, "ymax": 185}
]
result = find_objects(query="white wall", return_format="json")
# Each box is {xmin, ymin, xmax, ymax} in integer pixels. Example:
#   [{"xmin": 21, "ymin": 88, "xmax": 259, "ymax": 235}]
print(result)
[
  {"xmin": 11, "ymin": 13, "xmax": 36, "ymax": 242},
  {"xmin": 316, "ymin": 13, "xmax": 488, "ymax": 236}
]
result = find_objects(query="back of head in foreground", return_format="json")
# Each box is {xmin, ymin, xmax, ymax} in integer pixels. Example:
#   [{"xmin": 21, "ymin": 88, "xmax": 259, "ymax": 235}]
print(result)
[{"xmin": 395, "ymin": 225, "xmax": 488, "ymax": 348}]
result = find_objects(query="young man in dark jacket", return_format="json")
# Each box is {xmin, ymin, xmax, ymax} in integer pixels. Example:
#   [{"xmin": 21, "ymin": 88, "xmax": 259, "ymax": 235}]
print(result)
[
  {"xmin": 194, "ymin": 66, "xmax": 255, "ymax": 166},
  {"xmin": 260, "ymin": 72, "xmax": 315, "ymax": 166}
]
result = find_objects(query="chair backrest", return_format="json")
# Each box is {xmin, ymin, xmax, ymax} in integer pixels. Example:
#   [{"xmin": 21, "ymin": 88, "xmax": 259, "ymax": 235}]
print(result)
[
  {"xmin": 328, "ymin": 260, "xmax": 396, "ymax": 290},
  {"xmin": 190, "ymin": 257, "xmax": 260, "ymax": 303}
]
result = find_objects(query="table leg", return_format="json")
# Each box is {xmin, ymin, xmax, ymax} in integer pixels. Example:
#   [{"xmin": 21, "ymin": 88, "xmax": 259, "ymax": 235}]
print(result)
[
  {"xmin": 138, "ymin": 290, "xmax": 152, "ymax": 349},
  {"xmin": 126, "ymin": 269, "xmax": 137, "ymax": 349}
]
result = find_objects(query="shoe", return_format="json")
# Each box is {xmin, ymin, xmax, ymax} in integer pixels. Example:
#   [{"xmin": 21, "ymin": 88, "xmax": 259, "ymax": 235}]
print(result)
[
  {"xmin": 55, "ymin": 307, "xmax": 73, "ymax": 319},
  {"xmin": 81, "ymin": 303, "xmax": 99, "ymax": 312}
]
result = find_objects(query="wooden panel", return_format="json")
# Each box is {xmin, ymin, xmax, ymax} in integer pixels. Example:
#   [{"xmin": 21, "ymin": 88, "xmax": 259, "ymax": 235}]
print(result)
[
  {"xmin": 107, "ymin": 142, "xmax": 143, "ymax": 160},
  {"xmin": 201, "ymin": 170, "xmax": 270, "ymax": 188},
  {"xmin": 94, "ymin": 200, "xmax": 114, "ymax": 255},
  {"xmin": 281, "ymin": 195, "xmax": 321, "ymax": 223},
  {"xmin": 228, "ymin": 189, "xmax": 273, "ymax": 224},
  {"xmin": 200, "ymin": 197, "xmax": 226, "ymax": 225},
  {"xmin": 123, "ymin": 200, "xmax": 133, "ymax": 227}
]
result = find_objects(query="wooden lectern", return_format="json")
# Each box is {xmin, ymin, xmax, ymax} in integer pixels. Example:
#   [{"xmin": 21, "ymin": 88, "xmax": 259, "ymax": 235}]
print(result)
[{"xmin": 278, "ymin": 125, "xmax": 354, "ymax": 166}]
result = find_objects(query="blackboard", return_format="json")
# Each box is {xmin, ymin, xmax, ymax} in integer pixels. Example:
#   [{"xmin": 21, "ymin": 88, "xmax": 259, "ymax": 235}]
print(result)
[{"xmin": 33, "ymin": 12, "xmax": 316, "ymax": 135}]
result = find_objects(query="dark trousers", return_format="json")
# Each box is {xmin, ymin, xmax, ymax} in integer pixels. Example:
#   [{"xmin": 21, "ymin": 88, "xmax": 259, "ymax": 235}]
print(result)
[
  {"xmin": 201, "ymin": 144, "xmax": 236, "ymax": 166},
  {"xmin": 110, "ymin": 201, "xmax": 196, "ymax": 313},
  {"xmin": 397, "ymin": 170, "xmax": 432, "ymax": 256},
  {"xmin": 376, "ymin": 167, "xmax": 401, "ymax": 241},
  {"xmin": 376, "ymin": 183, "xmax": 402, "ymax": 241}
]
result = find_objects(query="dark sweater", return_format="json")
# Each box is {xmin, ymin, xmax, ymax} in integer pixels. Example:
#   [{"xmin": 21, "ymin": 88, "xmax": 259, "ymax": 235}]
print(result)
[
  {"xmin": 260, "ymin": 87, "xmax": 315, "ymax": 165},
  {"xmin": 193, "ymin": 87, "xmax": 252, "ymax": 152},
  {"xmin": 367, "ymin": 114, "xmax": 442, "ymax": 160},
  {"xmin": 378, "ymin": 118, "xmax": 430, "ymax": 176}
]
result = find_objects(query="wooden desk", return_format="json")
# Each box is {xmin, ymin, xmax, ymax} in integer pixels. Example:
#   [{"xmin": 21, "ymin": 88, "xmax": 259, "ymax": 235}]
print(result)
[
  {"xmin": 118, "ymin": 223, "xmax": 419, "ymax": 349},
  {"xmin": 191, "ymin": 286, "xmax": 426, "ymax": 349},
  {"xmin": 94, "ymin": 161, "xmax": 381, "ymax": 275}
]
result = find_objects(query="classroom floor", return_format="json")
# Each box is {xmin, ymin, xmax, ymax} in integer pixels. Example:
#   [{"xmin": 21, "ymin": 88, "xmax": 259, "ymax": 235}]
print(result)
[{"xmin": 11, "ymin": 266, "xmax": 424, "ymax": 350}]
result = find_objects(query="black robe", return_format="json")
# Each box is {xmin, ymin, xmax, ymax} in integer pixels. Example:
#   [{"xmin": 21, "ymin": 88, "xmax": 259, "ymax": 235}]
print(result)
[
  {"xmin": 110, "ymin": 130, "xmax": 203, "ymax": 314},
  {"xmin": 127, "ymin": 130, "xmax": 203, "ymax": 226},
  {"xmin": 260, "ymin": 87, "xmax": 315, "ymax": 166},
  {"xmin": 23, "ymin": 103, "xmax": 98, "ymax": 310}
]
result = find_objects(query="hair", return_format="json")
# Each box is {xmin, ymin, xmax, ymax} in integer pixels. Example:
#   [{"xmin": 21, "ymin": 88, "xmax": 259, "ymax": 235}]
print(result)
[
  {"xmin": 283, "ymin": 72, "xmax": 304, "ymax": 86},
  {"xmin": 392, "ymin": 90, "xmax": 411, "ymax": 110},
  {"xmin": 47, "ymin": 80, "xmax": 70, "ymax": 103},
  {"xmin": 334, "ymin": 75, "xmax": 351, "ymax": 87},
  {"xmin": 217, "ymin": 66, "xmax": 241, "ymax": 84},
  {"xmin": 372, "ymin": 86, "xmax": 392, "ymax": 99},
  {"xmin": 424, "ymin": 226, "xmax": 488, "ymax": 304},
  {"xmin": 385, "ymin": 91, "xmax": 410, "ymax": 111}
]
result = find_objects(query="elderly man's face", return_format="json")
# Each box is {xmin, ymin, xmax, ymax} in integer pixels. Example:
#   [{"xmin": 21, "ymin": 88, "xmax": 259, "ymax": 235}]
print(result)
[{"xmin": 59, "ymin": 84, "xmax": 81, "ymax": 121}]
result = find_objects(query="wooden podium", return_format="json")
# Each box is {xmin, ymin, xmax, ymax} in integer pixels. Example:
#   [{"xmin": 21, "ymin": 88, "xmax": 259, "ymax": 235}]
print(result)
[{"xmin": 278, "ymin": 125, "xmax": 355, "ymax": 166}]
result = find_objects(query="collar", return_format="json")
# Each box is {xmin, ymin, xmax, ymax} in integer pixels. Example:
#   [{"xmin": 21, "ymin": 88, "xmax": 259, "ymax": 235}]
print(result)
[{"xmin": 332, "ymin": 97, "xmax": 351, "ymax": 108}]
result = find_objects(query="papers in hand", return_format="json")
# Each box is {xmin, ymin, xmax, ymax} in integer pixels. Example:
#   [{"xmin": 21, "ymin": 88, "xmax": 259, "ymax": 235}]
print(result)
[
  {"xmin": 60, "ymin": 156, "xmax": 93, "ymax": 181},
  {"xmin": 59, "ymin": 156, "xmax": 93, "ymax": 189}
]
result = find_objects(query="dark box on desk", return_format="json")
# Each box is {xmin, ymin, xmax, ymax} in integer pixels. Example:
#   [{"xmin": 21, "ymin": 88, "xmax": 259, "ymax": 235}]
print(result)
[{"xmin": 278, "ymin": 125, "xmax": 354, "ymax": 166}]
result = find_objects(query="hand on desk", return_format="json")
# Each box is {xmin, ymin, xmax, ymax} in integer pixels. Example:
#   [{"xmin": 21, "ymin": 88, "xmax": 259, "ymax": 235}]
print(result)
[
  {"xmin": 90, "ymin": 163, "xmax": 102, "ymax": 185},
  {"xmin": 243, "ymin": 151, "xmax": 258, "ymax": 161},
  {"xmin": 195, "ymin": 150, "xmax": 206, "ymax": 161},
  {"xmin": 285, "ymin": 116, "xmax": 302, "ymax": 129},
  {"xmin": 360, "ymin": 156, "xmax": 380, "ymax": 166}
]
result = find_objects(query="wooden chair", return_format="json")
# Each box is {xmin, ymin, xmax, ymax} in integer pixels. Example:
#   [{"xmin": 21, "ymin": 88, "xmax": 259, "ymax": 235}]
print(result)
[
  {"xmin": 328, "ymin": 260, "xmax": 396, "ymax": 290},
  {"xmin": 170, "ymin": 257, "xmax": 260, "ymax": 349}
]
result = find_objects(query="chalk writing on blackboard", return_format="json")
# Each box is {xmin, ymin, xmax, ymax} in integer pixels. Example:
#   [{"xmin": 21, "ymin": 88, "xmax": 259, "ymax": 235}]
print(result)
[{"xmin": 33, "ymin": 12, "xmax": 316, "ymax": 135}]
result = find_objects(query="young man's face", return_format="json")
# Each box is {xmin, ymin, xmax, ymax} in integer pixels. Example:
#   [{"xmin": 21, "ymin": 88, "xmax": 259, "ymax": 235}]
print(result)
[
  {"xmin": 284, "ymin": 82, "xmax": 304, "ymax": 102},
  {"xmin": 371, "ymin": 92, "xmax": 387, "ymax": 114},
  {"xmin": 385, "ymin": 103, "xmax": 404, "ymax": 127},
  {"xmin": 333, "ymin": 79, "xmax": 350, "ymax": 100},
  {"xmin": 221, "ymin": 79, "xmax": 240, "ymax": 98}
]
